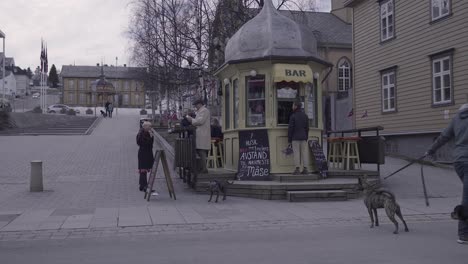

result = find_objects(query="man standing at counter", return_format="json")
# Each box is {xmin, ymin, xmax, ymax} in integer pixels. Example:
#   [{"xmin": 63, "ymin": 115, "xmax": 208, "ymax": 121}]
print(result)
[
  {"xmin": 186, "ymin": 98, "xmax": 211, "ymax": 173},
  {"xmin": 288, "ymin": 100, "xmax": 309, "ymax": 175}
]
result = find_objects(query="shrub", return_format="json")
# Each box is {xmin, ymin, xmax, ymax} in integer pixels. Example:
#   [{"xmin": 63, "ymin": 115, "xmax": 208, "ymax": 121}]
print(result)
[
  {"xmin": 86, "ymin": 108, "xmax": 93, "ymax": 115},
  {"xmin": 67, "ymin": 109, "xmax": 76, "ymax": 115},
  {"xmin": 140, "ymin": 109, "xmax": 147, "ymax": 115},
  {"xmin": 32, "ymin": 106, "xmax": 42, "ymax": 113}
]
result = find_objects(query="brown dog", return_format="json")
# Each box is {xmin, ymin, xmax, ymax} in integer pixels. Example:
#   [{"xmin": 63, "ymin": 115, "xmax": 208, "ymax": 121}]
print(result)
[{"xmin": 358, "ymin": 175, "xmax": 409, "ymax": 234}]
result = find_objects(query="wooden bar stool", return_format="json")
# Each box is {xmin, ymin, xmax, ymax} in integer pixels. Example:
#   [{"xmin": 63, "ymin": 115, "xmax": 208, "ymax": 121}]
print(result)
[
  {"xmin": 327, "ymin": 137, "xmax": 344, "ymax": 169},
  {"xmin": 341, "ymin": 137, "xmax": 361, "ymax": 170},
  {"xmin": 207, "ymin": 139, "xmax": 221, "ymax": 169}
]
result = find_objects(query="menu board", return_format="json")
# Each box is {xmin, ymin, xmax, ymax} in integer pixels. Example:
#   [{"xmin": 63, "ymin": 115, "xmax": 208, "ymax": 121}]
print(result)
[
  {"xmin": 237, "ymin": 129, "xmax": 270, "ymax": 180},
  {"xmin": 308, "ymin": 139, "xmax": 328, "ymax": 178}
]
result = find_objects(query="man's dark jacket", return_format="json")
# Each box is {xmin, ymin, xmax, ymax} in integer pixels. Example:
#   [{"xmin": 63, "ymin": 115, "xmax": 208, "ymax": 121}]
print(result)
[{"xmin": 288, "ymin": 108, "xmax": 309, "ymax": 143}]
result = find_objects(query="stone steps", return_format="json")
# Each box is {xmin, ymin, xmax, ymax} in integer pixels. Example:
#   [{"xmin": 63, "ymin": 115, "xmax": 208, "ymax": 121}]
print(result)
[
  {"xmin": 287, "ymin": 190, "xmax": 348, "ymax": 202},
  {"xmin": 271, "ymin": 174, "xmax": 321, "ymax": 182}
]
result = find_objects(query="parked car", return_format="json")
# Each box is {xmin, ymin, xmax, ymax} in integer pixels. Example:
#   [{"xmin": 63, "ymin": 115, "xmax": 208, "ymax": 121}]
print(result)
[
  {"xmin": 32, "ymin": 93, "xmax": 40, "ymax": 99},
  {"xmin": 47, "ymin": 104, "xmax": 80, "ymax": 114}
]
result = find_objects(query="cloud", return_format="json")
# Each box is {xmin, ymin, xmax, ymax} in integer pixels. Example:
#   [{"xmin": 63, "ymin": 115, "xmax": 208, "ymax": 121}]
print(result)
[{"xmin": 0, "ymin": 0, "xmax": 131, "ymax": 70}]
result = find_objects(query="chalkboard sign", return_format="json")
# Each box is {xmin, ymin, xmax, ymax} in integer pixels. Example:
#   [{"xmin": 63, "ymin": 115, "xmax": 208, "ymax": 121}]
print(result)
[
  {"xmin": 308, "ymin": 139, "xmax": 328, "ymax": 178},
  {"xmin": 237, "ymin": 129, "xmax": 270, "ymax": 180},
  {"xmin": 144, "ymin": 149, "xmax": 176, "ymax": 201}
]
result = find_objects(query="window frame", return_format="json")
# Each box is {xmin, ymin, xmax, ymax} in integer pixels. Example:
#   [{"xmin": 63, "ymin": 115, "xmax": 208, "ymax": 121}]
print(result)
[
  {"xmin": 245, "ymin": 75, "xmax": 266, "ymax": 128},
  {"xmin": 431, "ymin": 0, "xmax": 451, "ymax": 22},
  {"xmin": 380, "ymin": 67, "xmax": 397, "ymax": 113},
  {"xmin": 224, "ymin": 82, "xmax": 231, "ymax": 130},
  {"xmin": 379, "ymin": 0, "xmax": 396, "ymax": 43},
  {"xmin": 337, "ymin": 58, "xmax": 352, "ymax": 92},
  {"xmin": 431, "ymin": 52, "xmax": 454, "ymax": 107},
  {"xmin": 233, "ymin": 79, "xmax": 239, "ymax": 129}
]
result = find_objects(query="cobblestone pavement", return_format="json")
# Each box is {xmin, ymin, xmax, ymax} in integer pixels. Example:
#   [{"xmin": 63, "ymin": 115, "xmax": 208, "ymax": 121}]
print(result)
[{"xmin": 0, "ymin": 112, "xmax": 464, "ymax": 241}]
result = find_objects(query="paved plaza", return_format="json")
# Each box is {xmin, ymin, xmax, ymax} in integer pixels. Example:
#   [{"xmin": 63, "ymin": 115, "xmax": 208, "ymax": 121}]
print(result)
[{"xmin": 0, "ymin": 112, "xmax": 465, "ymax": 243}]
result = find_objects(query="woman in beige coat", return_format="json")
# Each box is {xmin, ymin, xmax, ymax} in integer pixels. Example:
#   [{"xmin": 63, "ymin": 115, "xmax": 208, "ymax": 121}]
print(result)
[{"xmin": 186, "ymin": 98, "xmax": 211, "ymax": 173}]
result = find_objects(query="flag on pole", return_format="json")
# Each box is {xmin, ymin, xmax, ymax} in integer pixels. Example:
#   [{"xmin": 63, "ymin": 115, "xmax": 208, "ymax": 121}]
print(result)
[
  {"xmin": 45, "ymin": 43, "xmax": 48, "ymax": 73},
  {"xmin": 40, "ymin": 39, "xmax": 45, "ymax": 73},
  {"xmin": 361, "ymin": 110, "xmax": 368, "ymax": 118},
  {"xmin": 347, "ymin": 108, "xmax": 354, "ymax": 117}
]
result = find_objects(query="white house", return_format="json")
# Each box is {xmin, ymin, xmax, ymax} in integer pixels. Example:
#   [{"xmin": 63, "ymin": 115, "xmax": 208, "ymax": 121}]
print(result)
[{"xmin": 0, "ymin": 71, "xmax": 17, "ymax": 98}]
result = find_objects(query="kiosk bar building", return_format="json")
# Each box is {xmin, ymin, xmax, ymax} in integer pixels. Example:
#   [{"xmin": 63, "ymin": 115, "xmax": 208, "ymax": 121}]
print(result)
[{"xmin": 215, "ymin": 0, "xmax": 333, "ymax": 174}]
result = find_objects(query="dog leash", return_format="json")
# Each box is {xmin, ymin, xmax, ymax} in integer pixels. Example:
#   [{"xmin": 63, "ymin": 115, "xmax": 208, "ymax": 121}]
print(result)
[
  {"xmin": 383, "ymin": 155, "xmax": 430, "ymax": 207},
  {"xmin": 420, "ymin": 163, "xmax": 430, "ymax": 207},
  {"xmin": 383, "ymin": 155, "xmax": 427, "ymax": 180}
]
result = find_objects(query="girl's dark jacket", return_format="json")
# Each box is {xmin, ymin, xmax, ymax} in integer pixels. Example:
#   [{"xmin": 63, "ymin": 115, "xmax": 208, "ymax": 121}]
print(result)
[{"xmin": 137, "ymin": 129, "xmax": 154, "ymax": 170}]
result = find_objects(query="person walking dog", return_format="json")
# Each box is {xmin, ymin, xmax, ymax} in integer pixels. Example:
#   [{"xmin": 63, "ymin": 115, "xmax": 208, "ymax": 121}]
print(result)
[
  {"xmin": 185, "ymin": 98, "xmax": 211, "ymax": 173},
  {"xmin": 426, "ymin": 102, "xmax": 468, "ymax": 244},
  {"xmin": 288, "ymin": 100, "xmax": 310, "ymax": 175},
  {"xmin": 137, "ymin": 121, "xmax": 154, "ymax": 192}
]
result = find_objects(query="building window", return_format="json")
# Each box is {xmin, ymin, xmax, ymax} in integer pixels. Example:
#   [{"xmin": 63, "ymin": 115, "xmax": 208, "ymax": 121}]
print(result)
[
  {"xmin": 80, "ymin": 94, "xmax": 86, "ymax": 104},
  {"xmin": 432, "ymin": 0, "xmax": 450, "ymax": 21},
  {"xmin": 338, "ymin": 59, "xmax": 351, "ymax": 92},
  {"xmin": 114, "ymin": 81, "xmax": 120, "ymax": 91},
  {"xmin": 381, "ymin": 70, "xmax": 396, "ymax": 112},
  {"xmin": 69, "ymin": 80, "xmax": 75, "ymax": 89},
  {"xmin": 79, "ymin": 80, "xmax": 85, "ymax": 90},
  {"xmin": 246, "ymin": 75, "xmax": 265, "ymax": 127},
  {"xmin": 69, "ymin": 93, "xmax": 74, "ymax": 104},
  {"xmin": 124, "ymin": 81, "xmax": 130, "ymax": 91},
  {"xmin": 135, "ymin": 94, "xmax": 141, "ymax": 105},
  {"xmin": 123, "ymin": 94, "xmax": 130, "ymax": 105},
  {"xmin": 277, "ymin": 81, "xmax": 299, "ymax": 125},
  {"xmin": 432, "ymin": 55, "xmax": 452, "ymax": 105},
  {"xmin": 233, "ymin": 79, "xmax": 239, "ymax": 128},
  {"xmin": 380, "ymin": 0, "xmax": 395, "ymax": 42}
]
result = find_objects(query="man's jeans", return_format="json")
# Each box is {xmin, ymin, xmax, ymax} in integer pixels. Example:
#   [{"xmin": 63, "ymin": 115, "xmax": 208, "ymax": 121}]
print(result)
[{"xmin": 453, "ymin": 162, "xmax": 468, "ymax": 239}]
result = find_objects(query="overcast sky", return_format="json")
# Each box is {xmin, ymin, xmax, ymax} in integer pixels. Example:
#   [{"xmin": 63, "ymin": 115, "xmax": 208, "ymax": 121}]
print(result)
[{"xmin": 0, "ymin": 0, "xmax": 331, "ymax": 72}]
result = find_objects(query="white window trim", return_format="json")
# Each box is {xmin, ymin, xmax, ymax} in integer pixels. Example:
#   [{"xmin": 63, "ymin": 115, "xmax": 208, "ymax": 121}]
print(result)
[
  {"xmin": 432, "ymin": 56, "xmax": 451, "ymax": 104},
  {"xmin": 431, "ymin": 0, "xmax": 450, "ymax": 21},
  {"xmin": 382, "ymin": 71, "xmax": 396, "ymax": 112},
  {"xmin": 338, "ymin": 60, "xmax": 351, "ymax": 92},
  {"xmin": 380, "ymin": 0, "xmax": 394, "ymax": 41}
]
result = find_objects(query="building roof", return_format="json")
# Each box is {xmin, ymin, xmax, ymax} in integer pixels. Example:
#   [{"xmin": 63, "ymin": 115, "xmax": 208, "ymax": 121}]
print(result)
[
  {"xmin": 0, "ymin": 53, "xmax": 15, "ymax": 67},
  {"xmin": 344, "ymin": 0, "xmax": 365, "ymax": 8},
  {"xmin": 60, "ymin": 65, "xmax": 146, "ymax": 79},
  {"xmin": 224, "ymin": 0, "xmax": 330, "ymax": 65},
  {"xmin": 280, "ymin": 10, "xmax": 352, "ymax": 47}
]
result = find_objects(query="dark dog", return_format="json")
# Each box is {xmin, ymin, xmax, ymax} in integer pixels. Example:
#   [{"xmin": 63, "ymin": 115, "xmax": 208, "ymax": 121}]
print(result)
[
  {"xmin": 207, "ymin": 180, "xmax": 234, "ymax": 203},
  {"xmin": 358, "ymin": 175, "xmax": 409, "ymax": 234},
  {"xmin": 100, "ymin": 110, "xmax": 107, "ymax": 117},
  {"xmin": 451, "ymin": 205, "xmax": 468, "ymax": 221}
]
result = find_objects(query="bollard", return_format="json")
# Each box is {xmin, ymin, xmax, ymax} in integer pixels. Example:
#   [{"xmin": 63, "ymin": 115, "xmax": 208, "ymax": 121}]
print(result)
[{"xmin": 30, "ymin": 160, "xmax": 44, "ymax": 192}]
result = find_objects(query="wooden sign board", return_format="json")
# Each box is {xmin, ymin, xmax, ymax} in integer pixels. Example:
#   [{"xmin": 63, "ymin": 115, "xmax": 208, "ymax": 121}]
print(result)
[
  {"xmin": 308, "ymin": 139, "xmax": 328, "ymax": 179},
  {"xmin": 144, "ymin": 149, "xmax": 176, "ymax": 201},
  {"xmin": 237, "ymin": 129, "xmax": 270, "ymax": 180}
]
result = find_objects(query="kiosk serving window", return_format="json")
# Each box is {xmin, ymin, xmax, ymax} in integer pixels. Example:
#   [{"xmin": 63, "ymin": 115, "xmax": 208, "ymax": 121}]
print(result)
[
  {"xmin": 224, "ymin": 83, "xmax": 230, "ymax": 129},
  {"xmin": 246, "ymin": 75, "xmax": 266, "ymax": 127},
  {"xmin": 276, "ymin": 81, "xmax": 300, "ymax": 125}
]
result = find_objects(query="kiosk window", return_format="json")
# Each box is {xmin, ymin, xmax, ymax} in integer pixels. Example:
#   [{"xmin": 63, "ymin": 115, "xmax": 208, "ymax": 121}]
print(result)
[
  {"xmin": 233, "ymin": 79, "xmax": 239, "ymax": 128},
  {"xmin": 224, "ymin": 83, "xmax": 230, "ymax": 129},
  {"xmin": 276, "ymin": 81, "xmax": 300, "ymax": 125},
  {"xmin": 246, "ymin": 75, "xmax": 265, "ymax": 127}
]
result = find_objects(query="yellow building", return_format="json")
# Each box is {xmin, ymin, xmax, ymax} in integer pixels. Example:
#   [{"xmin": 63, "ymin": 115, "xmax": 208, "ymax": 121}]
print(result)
[{"xmin": 60, "ymin": 65, "xmax": 146, "ymax": 107}]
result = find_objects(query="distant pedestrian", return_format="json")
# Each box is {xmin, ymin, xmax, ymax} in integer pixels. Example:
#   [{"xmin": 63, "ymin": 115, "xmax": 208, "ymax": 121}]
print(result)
[
  {"xmin": 186, "ymin": 98, "xmax": 211, "ymax": 173},
  {"xmin": 288, "ymin": 100, "xmax": 309, "ymax": 175},
  {"xmin": 426, "ymin": 101, "xmax": 468, "ymax": 244},
  {"xmin": 108, "ymin": 103, "xmax": 114, "ymax": 118},
  {"xmin": 105, "ymin": 101, "xmax": 111, "ymax": 117},
  {"xmin": 137, "ymin": 121, "xmax": 154, "ymax": 192}
]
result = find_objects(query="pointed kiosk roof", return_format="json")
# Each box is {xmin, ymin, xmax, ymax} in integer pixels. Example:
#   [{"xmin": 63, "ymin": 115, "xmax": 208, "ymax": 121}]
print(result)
[{"xmin": 223, "ymin": 0, "xmax": 331, "ymax": 66}]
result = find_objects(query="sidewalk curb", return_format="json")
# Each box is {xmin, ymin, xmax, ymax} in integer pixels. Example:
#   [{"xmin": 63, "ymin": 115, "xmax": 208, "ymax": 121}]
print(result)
[{"xmin": 85, "ymin": 117, "xmax": 102, "ymax": 135}]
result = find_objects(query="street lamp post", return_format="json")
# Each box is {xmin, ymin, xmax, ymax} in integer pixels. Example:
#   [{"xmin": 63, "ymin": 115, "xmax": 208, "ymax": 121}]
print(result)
[{"xmin": 0, "ymin": 30, "xmax": 6, "ymax": 104}]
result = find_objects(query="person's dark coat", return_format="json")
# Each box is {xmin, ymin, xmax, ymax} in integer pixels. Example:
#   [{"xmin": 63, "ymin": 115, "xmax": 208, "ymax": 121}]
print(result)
[
  {"xmin": 211, "ymin": 125, "xmax": 223, "ymax": 139},
  {"xmin": 137, "ymin": 129, "xmax": 154, "ymax": 170},
  {"xmin": 288, "ymin": 108, "xmax": 309, "ymax": 143}
]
